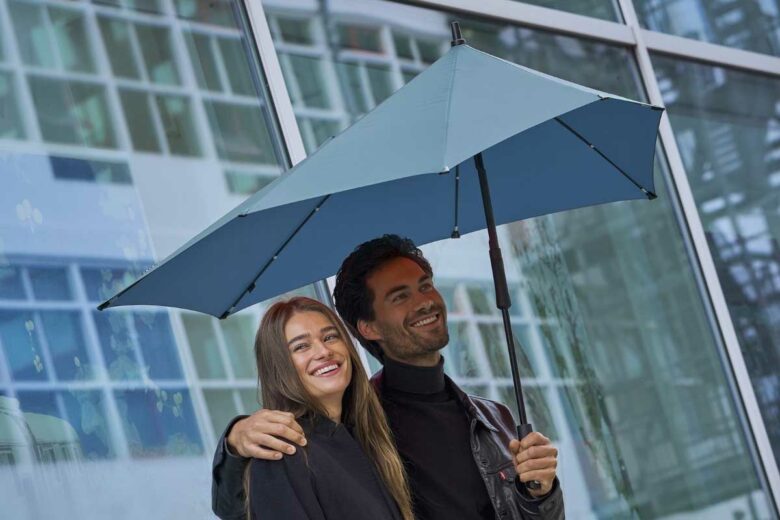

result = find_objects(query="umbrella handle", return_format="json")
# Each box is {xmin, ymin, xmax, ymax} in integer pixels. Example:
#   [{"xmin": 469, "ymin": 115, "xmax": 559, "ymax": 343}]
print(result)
[{"xmin": 517, "ymin": 423, "xmax": 542, "ymax": 491}]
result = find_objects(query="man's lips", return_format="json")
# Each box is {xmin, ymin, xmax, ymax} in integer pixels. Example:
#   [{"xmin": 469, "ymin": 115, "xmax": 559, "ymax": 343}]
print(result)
[{"xmin": 409, "ymin": 312, "xmax": 442, "ymax": 329}]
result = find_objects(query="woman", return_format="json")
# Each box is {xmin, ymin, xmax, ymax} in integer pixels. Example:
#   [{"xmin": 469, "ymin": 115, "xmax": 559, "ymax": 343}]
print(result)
[{"xmin": 245, "ymin": 296, "xmax": 414, "ymax": 520}]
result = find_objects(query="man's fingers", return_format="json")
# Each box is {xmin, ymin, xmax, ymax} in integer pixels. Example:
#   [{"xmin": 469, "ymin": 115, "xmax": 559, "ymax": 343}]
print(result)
[
  {"xmin": 264, "ymin": 411, "xmax": 305, "ymax": 436},
  {"xmin": 516, "ymin": 456, "xmax": 557, "ymax": 475},
  {"xmin": 256, "ymin": 422, "xmax": 307, "ymax": 446},
  {"xmin": 515, "ymin": 444, "xmax": 558, "ymax": 465},
  {"xmin": 248, "ymin": 432, "xmax": 299, "ymax": 454},
  {"xmin": 517, "ymin": 467, "xmax": 556, "ymax": 485},
  {"xmin": 243, "ymin": 445, "xmax": 286, "ymax": 461},
  {"xmin": 519, "ymin": 431, "xmax": 549, "ymax": 450}
]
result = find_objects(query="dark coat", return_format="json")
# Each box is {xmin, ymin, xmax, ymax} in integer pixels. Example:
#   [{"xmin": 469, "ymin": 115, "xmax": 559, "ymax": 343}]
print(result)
[{"xmin": 247, "ymin": 414, "xmax": 402, "ymax": 520}]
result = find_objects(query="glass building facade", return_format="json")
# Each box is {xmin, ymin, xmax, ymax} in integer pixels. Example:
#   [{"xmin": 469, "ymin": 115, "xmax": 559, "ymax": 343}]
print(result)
[{"xmin": 1, "ymin": 0, "xmax": 779, "ymax": 518}]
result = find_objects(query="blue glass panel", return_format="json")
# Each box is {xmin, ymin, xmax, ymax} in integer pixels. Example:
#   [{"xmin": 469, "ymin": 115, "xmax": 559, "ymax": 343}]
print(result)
[
  {"xmin": 115, "ymin": 388, "xmax": 202, "ymax": 457},
  {"xmin": 133, "ymin": 312, "xmax": 183, "ymax": 380},
  {"xmin": 92, "ymin": 311, "xmax": 141, "ymax": 380},
  {"xmin": 81, "ymin": 267, "xmax": 138, "ymax": 302},
  {"xmin": 29, "ymin": 267, "xmax": 72, "ymax": 301},
  {"xmin": 0, "ymin": 310, "xmax": 48, "ymax": 381},
  {"xmin": 60, "ymin": 391, "xmax": 113, "ymax": 459},
  {"xmin": 0, "ymin": 267, "xmax": 25, "ymax": 299},
  {"xmin": 17, "ymin": 390, "xmax": 113, "ymax": 460},
  {"xmin": 39, "ymin": 311, "xmax": 92, "ymax": 381}
]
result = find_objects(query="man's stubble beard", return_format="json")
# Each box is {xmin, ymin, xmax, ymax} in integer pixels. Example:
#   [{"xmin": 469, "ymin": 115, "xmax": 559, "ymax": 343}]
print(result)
[{"xmin": 376, "ymin": 316, "xmax": 450, "ymax": 362}]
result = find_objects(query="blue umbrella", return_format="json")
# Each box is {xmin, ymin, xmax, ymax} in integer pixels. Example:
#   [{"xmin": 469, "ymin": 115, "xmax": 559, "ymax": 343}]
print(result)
[{"xmin": 99, "ymin": 23, "xmax": 663, "ymax": 482}]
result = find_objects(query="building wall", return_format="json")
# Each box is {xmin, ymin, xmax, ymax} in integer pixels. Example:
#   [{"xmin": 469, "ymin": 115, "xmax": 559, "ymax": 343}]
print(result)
[{"xmin": 0, "ymin": 0, "xmax": 779, "ymax": 518}]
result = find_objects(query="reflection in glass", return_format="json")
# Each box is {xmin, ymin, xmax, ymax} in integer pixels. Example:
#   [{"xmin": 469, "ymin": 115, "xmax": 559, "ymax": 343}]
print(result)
[
  {"xmin": 635, "ymin": 0, "xmax": 780, "ymax": 56},
  {"xmin": 0, "ymin": 0, "xmax": 293, "ymax": 517},
  {"xmin": 29, "ymin": 77, "xmax": 116, "ymax": 148},
  {"xmin": 652, "ymin": 54, "xmax": 780, "ymax": 468},
  {"xmin": 510, "ymin": 0, "xmax": 621, "ymax": 22},
  {"xmin": 261, "ymin": 1, "xmax": 771, "ymax": 517}
]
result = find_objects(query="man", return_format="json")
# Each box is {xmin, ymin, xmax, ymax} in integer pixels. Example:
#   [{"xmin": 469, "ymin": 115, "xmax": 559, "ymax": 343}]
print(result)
[{"xmin": 213, "ymin": 235, "xmax": 565, "ymax": 519}]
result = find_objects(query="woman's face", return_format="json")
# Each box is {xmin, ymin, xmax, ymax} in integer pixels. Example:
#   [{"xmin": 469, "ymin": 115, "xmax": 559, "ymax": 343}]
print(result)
[{"xmin": 285, "ymin": 311, "xmax": 353, "ymax": 409}]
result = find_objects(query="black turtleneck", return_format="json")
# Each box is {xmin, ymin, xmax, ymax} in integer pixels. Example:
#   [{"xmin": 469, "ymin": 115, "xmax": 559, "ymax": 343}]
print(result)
[{"xmin": 379, "ymin": 356, "xmax": 496, "ymax": 520}]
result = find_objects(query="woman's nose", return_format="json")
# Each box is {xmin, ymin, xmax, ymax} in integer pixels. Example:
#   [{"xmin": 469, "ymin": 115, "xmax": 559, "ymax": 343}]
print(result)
[{"xmin": 312, "ymin": 341, "xmax": 333, "ymax": 359}]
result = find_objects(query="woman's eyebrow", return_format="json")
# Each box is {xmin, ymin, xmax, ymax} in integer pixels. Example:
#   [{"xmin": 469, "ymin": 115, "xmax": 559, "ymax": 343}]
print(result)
[
  {"xmin": 320, "ymin": 326, "xmax": 338, "ymax": 334},
  {"xmin": 287, "ymin": 333, "xmax": 310, "ymax": 346}
]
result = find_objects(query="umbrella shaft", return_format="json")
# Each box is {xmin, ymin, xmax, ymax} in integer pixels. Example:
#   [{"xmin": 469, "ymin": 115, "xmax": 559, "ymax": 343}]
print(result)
[{"xmin": 474, "ymin": 152, "xmax": 529, "ymax": 425}]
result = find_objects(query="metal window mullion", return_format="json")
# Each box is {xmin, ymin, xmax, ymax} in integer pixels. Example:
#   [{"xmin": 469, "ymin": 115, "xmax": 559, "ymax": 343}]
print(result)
[
  {"xmin": 209, "ymin": 34, "xmax": 233, "ymax": 95},
  {"xmin": 243, "ymin": 0, "xmax": 349, "ymax": 367},
  {"xmin": 617, "ymin": 0, "xmax": 780, "ymax": 511},
  {"xmin": 71, "ymin": 265, "xmax": 131, "ymax": 458},
  {"xmin": 166, "ymin": 309, "xmax": 218, "ymax": 448},
  {"xmin": 40, "ymin": 4, "xmax": 65, "ymax": 72}
]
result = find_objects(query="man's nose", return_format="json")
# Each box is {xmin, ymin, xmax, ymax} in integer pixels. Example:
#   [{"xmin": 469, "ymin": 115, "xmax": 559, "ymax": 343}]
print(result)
[{"xmin": 414, "ymin": 296, "xmax": 435, "ymax": 313}]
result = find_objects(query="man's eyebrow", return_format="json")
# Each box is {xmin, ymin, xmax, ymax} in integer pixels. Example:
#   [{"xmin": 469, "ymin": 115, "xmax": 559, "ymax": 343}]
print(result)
[
  {"xmin": 384, "ymin": 284, "xmax": 409, "ymax": 300},
  {"xmin": 287, "ymin": 332, "xmax": 310, "ymax": 346},
  {"xmin": 419, "ymin": 274, "xmax": 431, "ymax": 283}
]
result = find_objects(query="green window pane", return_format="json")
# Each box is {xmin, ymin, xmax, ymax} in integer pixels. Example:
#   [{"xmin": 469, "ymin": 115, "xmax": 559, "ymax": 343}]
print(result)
[
  {"xmin": 442, "ymin": 322, "xmax": 479, "ymax": 378},
  {"xmin": 508, "ymin": 0, "xmax": 620, "ymax": 21},
  {"xmin": 119, "ymin": 89, "xmax": 161, "ymax": 152},
  {"xmin": 220, "ymin": 314, "xmax": 257, "ymax": 380},
  {"xmin": 496, "ymin": 385, "xmax": 558, "ymax": 441},
  {"xmin": 286, "ymin": 54, "xmax": 329, "ymax": 108},
  {"xmin": 135, "ymin": 25, "xmax": 180, "ymax": 85},
  {"xmin": 181, "ymin": 313, "xmax": 225, "ymax": 379},
  {"xmin": 203, "ymin": 101, "xmax": 275, "ymax": 163},
  {"xmin": 98, "ymin": 17, "xmax": 141, "ymax": 79},
  {"xmin": 0, "ymin": 72, "xmax": 25, "ymax": 140},
  {"xmin": 49, "ymin": 7, "xmax": 95, "ymax": 73},
  {"xmin": 308, "ymin": 118, "xmax": 341, "ymax": 148},
  {"xmin": 277, "ymin": 17, "xmax": 313, "ymax": 45},
  {"xmin": 219, "ymin": 38, "xmax": 254, "ymax": 96},
  {"xmin": 29, "ymin": 77, "xmax": 116, "ymax": 148},
  {"xmin": 224, "ymin": 171, "xmax": 275, "ymax": 195},
  {"xmin": 366, "ymin": 65, "xmax": 393, "ymax": 105},
  {"xmin": 9, "ymin": 2, "xmax": 54, "ymax": 68},
  {"xmin": 173, "ymin": 0, "xmax": 234, "ymax": 27},
  {"xmin": 239, "ymin": 388, "xmax": 259, "ymax": 414},
  {"xmin": 154, "ymin": 95, "xmax": 200, "ymax": 156},
  {"xmin": 339, "ymin": 62, "xmax": 370, "ymax": 114},
  {"xmin": 203, "ymin": 389, "xmax": 239, "ymax": 438},
  {"xmin": 392, "ymin": 33, "xmax": 413, "ymax": 59},
  {"xmin": 338, "ymin": 24, "xmax": 382, "ymax": 52},
  {"xmin": 636, "ymin": 0, "xmax": 780, "ymax": 56},
  {"xmin": 416, "ymin": 39, "xmax": 442, "ymax": 64},
  {"xmin": 183, "ymin": 31, "xmax": 222, "ymax": 91},
  {"xmin": 39, "ymin": 311, "xmax": 91, "ymax": 381},
  {"xmin": 29, "ymin": 267, "xmax": 72, "ymax": 301},
  {"xmin": 0, "ymin": 310, "xmax": 48, "ymax": 381},
  {"xmin": 91, "ymin": 0, "xmax": 164, "ymax": 15}
]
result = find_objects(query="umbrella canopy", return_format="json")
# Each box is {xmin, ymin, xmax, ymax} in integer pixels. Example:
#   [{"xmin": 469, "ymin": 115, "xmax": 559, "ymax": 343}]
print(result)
[{"xmin": 98, "ymin": 43, "xmax": 662, "ymax": 318}]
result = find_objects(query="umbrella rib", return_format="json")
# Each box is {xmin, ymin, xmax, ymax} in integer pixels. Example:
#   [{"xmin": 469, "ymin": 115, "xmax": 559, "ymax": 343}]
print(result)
[
  {"xmin": 554, "ymin": 117, "xmax": 657, "ymax": 200},
  {"xmin": 451, "ymin": 164, "xmax": 461, "ymax": 238},
  {"xmin": 219, "ymin": 194, "xmax": 331, "ymax": 320}
]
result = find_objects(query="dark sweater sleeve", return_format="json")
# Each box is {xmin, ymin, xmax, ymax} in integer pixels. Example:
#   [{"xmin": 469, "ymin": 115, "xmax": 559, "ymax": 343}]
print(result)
[
  {"xmin": 212, "ymin": 415, "xmax": 250, "ymax": 520},
  {"xmin": 248, "ymin": 453, "xmax": 327, "ymax": 520}
]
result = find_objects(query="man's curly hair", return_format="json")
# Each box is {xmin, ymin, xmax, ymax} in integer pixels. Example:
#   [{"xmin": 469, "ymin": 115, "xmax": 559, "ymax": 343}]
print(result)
[{"xmin": 334, "ymin": 235, "xmax": 432, "ymax": 362}]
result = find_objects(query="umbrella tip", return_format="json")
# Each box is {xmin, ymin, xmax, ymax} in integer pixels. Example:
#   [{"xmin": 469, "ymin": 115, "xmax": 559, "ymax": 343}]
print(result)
[{"xmin": 450, "ymin": 21, "xmax": 466, "ymax": 47}]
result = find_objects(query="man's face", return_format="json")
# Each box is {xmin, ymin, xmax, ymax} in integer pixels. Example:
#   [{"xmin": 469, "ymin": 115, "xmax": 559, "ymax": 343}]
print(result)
[{"xmin": 359, "ymin": 257, "xmax": 449, "ymax": 364}]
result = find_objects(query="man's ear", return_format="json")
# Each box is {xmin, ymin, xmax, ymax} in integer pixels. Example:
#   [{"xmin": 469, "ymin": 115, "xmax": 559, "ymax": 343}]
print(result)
[{"xmin": 357, "ymin": 319, "xmax": 382, "ymax": 342}]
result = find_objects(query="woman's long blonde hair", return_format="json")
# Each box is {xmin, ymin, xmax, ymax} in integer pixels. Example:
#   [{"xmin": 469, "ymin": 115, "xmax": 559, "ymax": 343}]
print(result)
[{"xmin": 244, "ymin": 297, "xmax": 413, "ymax": 520}]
